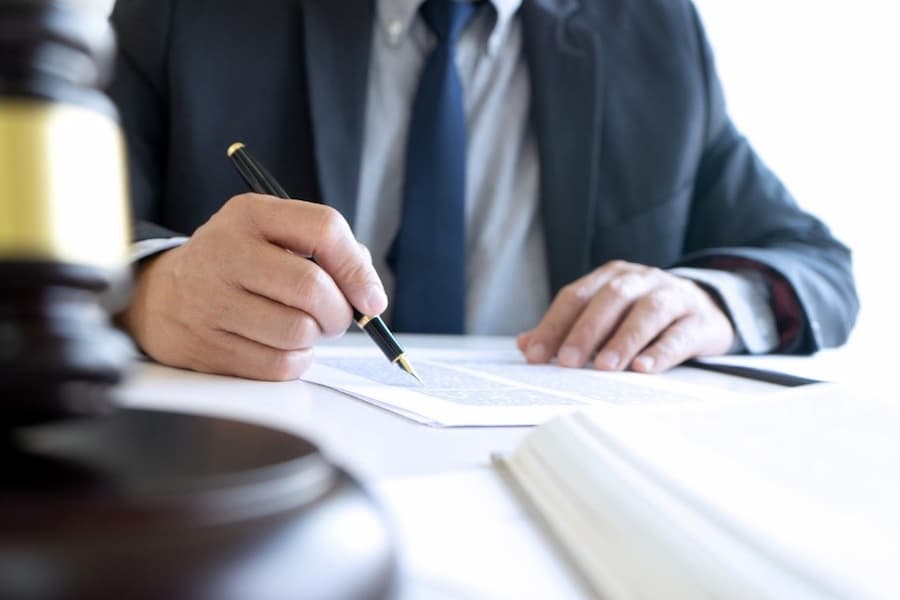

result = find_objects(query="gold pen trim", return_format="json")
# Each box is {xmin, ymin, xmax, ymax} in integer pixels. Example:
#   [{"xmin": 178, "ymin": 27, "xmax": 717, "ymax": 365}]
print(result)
[
  {"xmin": 226, "ymin": 141, "xmax": 245, "ymax": 157},
  {"xmin": 356, "ymin": 314, "xmax": 373, "ymax": 328},
  {"xmin": 394, "ymin": 354, "xmax": 424, "ymax": 385}
]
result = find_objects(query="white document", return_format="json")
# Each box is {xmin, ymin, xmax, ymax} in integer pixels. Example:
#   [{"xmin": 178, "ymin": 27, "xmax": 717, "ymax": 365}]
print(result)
[{"xmin": 303, "ymin": 346, "xmax": 756, "ymax": 427}]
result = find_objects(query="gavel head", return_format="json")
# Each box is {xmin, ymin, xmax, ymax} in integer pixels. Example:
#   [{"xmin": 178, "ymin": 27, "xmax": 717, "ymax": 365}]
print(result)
[{"xmin": 0, "ymin": 0, "xmax": 132, "ymax": 427}]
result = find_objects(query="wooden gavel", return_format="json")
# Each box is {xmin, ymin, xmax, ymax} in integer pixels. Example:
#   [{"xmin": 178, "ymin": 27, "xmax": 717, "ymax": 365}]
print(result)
[
  {"xmin": 0, "ymin": 4, "xmax": 396, "ymax": 598},
  {"xmin": 0, "ymin": 0, "xmax": 132, "ymax": 427}
]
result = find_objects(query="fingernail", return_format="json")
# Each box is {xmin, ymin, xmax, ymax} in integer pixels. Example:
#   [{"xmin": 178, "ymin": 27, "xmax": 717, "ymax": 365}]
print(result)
[
  {"xmin": 558, "ymin": 346, "xmax": 583, "ymax": 367},
  {"xmin": 595, "ymin": 350, "xmax": 620, "ymax": 370},
  {"xmin": 365, "ymin": 286, "xmax": 388, "ymax": 314},
  {"xmin": 526, "ymin": 342, "xmax": 547, "ymax": 363},
  {"xmin": 633, "ymin": 355, "xmax": 655, "ymax": 372}
]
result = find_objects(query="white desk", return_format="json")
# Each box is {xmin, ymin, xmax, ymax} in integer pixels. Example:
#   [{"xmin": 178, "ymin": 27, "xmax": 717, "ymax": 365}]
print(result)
[{"xmin": 114, "ymin": 334, "xmax": 874, "ymax": 599}]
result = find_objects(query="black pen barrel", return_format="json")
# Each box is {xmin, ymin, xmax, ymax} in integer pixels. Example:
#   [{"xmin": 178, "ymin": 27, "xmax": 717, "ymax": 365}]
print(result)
[{"xmin": 356, "ymin": 315, "xmax": 403, "ymax": 361}]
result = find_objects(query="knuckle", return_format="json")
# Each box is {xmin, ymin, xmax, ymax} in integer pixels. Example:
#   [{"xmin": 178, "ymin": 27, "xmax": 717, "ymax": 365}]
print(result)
[
  {"xmin": 327, "ymin": 305, "xmax": 355, "ymax": 337},
  {"xmin": 265, "ymin": 350, "xmax": 305, "ymax": 381},
  {"xmin": 647, "ymin": 294, "xmax": 668, "ymax": 314},
  {"xmin": 341, "ymin": 258, "xmax": 374, "ymax": 289},
  {"xmin": 644, "ymin": 289, "xmax": 672, "ymax": 314},
  {"xmin": 560, "ymin": 282, "xmax": 590, "ymax": 303},
  {"xmin": 220, "ymin": 193, "xmax": 264, "ymax": 233},
  {"xmin": 643, "ymin": 265, "xmax": 663, "ymax": 277},
  {"xmin": 316, "ymin": 205, "xmax": 349, "ymax": 246},
  {"xmin": 533, "ymin": 317, "xmax": 565, "ymax": 342},
  {"xmin": 621, "ymin": 329, "xmax": 646, "ymax": 351},
  {"xmin": 607, "ymin": 273, "xmax": 641, "ymax": 299},
  {"xmin": 292, "ymin": 265, "xmax": 329, "ymax": 307},
  {"xmin": 656, "ymin": 330, "xmax": 691, "ymax": 360},
  {"xmin": 225, "ymin": 192, "xmax": 257, "ymax": 214},
  {"xmin": 283, "ymin": 315, "xmax": 319, "ymax": 349}
]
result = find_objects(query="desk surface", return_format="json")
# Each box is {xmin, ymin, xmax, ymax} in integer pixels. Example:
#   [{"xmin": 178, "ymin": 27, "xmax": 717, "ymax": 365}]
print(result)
[
  {"xmin": 113, "ymin": 335, "xmax": 873, "ymax": 599},
  {"xmin": 115, "ymin": 334, "xmax": 801, "ymax": 480}
]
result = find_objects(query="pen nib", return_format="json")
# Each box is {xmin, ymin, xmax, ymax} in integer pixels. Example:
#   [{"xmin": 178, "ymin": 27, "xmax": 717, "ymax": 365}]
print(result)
[{"xmin": 396, "ymin": 355, "xmax": 424, "ymax": 386}]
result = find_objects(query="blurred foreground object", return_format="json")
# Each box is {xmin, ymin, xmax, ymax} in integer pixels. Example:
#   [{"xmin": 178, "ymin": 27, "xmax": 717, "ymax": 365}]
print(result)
[
  {"xmin": 0, "ymin": 3, "xmax": 395, "ymax": 598},
  {"xmin": 0, "ymin": 410, "xmax": 396, "ymax": 600},
  {"xmin": 0, "ymin": 0, "xmax": 130, "ymax": 425}
]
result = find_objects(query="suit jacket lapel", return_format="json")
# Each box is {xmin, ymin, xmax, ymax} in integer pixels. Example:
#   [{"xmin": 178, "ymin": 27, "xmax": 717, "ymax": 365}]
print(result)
[
  {"xmin": 521, "ymin": 0, "xmax": 615, "ymax": 293},
  {"xmin": 301, "ymin": 0, "xmax": 373, "ymax": 228}
]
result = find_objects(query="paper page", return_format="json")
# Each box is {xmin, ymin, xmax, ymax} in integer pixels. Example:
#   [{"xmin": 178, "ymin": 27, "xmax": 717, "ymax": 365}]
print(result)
[
  {"xmin": 303, "ymin": 346, "xmax": 752, "ymax": 427},
  {"xmin": 565, "ymin": 384, "xmax": 900, "ymax": 598},
  {"xmin": 500, "ymin": 425, "xmax": 811, "ymax": 600}
]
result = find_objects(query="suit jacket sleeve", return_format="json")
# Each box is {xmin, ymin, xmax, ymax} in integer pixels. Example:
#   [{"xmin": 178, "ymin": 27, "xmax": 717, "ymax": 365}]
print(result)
[
  {"xmin": 108, "ymin": 0, "xmax": 182, "ymax": 242},
  {"xmin": 675, "ymin": 3, "xmax": 858, "ymax": 353}
]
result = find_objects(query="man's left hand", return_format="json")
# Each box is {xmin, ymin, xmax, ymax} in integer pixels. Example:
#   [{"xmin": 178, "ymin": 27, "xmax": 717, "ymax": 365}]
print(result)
[{"xmin": 517, "ymin": 260, "xmax": 735, "ymax": 373}]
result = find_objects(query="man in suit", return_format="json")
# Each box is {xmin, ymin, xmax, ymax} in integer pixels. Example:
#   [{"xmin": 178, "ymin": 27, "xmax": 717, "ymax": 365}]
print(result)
[{"xmin": 109, "ymin": 0, "xmax": 858, "ymax": 380}]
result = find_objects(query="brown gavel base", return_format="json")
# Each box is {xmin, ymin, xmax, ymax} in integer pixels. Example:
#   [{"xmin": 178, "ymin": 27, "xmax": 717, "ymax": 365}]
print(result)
[{"xmin": 0, "ymin": 409, "xmax": 396, "ymax": 600}]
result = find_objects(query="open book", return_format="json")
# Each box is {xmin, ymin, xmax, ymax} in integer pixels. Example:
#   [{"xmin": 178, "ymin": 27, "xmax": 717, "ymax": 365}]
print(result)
[{"xmin": 495, "ymin": 383, "xmax": 900, "ymax": 599}]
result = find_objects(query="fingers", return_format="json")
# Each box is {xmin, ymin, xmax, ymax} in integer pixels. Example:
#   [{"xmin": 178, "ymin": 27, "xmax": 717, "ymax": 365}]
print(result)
[
  {"xmin": 196, "ymin": 329, "xmax": 314, "ymax": 381},
  {"xmin": 520, "ymin": 260, "xmax": 736, "ymax": 374},
  {"xmin": 235, "ymin": 240, "xmax": 352, "ymax": 337},
  {"xmin": 632, "ymin": 299, "xmax": 735, "ymax": 373},
  {"xmin": 591, "ymin": 286, "xmax": 689, "ymax": 370},
  {"xmin": 560, "ymin": 268, "xmax": 666, "ymax": 368},
  {"xmin": 235, "ymin": 194, "xmax": 387, "ymax": 316},
  {"xmin": 119, "ymin": 194, "xmax": 385, "ymax": 381},
  {"xmin": 208, "ymin": 284, "xmax": 323, "ymax": 350},
  {"xmin": 120, "ymin": 247, "xmax": 314, "ymax": 380},
  {"xmin": 524, "ymin": 261, "xmax": 632, "ymax": 363},
  {"xmin": 516, "ymin": 330, "xmax": 534, "ymax": 353},
  {"xmin": 599, "ymin": 282, "xmax": 733, "ymax": 372},
  {"xmin": 630, "ymin": 317, "xmax": 697, "ymax": 374}
]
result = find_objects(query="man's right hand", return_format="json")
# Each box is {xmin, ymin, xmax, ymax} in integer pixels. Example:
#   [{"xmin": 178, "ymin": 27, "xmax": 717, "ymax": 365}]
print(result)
[{"xmin": 119, "ymin": 193, "xmax": 387, "ymax": 380}]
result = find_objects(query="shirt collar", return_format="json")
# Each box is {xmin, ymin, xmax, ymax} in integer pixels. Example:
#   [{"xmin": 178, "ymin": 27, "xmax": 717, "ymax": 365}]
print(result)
[{"xmin": 378, "ymin": 0, "xmax": 522, "ymax": 57}]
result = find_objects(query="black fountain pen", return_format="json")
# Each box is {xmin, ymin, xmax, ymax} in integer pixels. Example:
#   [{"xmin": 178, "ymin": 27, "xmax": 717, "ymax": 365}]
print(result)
[{"xmin": 227, "ymin": 142, "xmax": 422, "ymax": 384}]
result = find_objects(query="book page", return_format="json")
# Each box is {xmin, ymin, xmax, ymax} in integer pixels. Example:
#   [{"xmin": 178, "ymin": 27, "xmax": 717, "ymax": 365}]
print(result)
[
  {"xmin": 501, "ymin": 383, "xmax": 900, "ymax": 599},
  {"xmin": 302, "ymin": 346, "xmax": 756, "ymax": 427},
  {"xmin": 589, "ymin": 384, "xmax": 900, "ymax": 598}
]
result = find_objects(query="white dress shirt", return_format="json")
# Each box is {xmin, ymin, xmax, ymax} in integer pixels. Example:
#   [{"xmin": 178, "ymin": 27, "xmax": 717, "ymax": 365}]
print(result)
[{"xmin": 355, "ymin": 0, "xmax": 550, "ymax": 335}]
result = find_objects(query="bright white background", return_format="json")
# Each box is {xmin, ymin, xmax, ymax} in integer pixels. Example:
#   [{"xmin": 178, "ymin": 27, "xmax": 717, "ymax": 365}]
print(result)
[
  {"xmin": 93, "ymin": 0, "xmax": 899, "ymax": 355},
  {"xmin": 693, "ymin": 1, "xmax": 900, "ymax": 355}
]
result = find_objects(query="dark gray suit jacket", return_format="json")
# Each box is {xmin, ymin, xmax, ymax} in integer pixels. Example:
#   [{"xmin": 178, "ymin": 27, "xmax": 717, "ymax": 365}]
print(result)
[{"xmin": 108, "ymin": 0, "xmax": 858, "ymax": 353}]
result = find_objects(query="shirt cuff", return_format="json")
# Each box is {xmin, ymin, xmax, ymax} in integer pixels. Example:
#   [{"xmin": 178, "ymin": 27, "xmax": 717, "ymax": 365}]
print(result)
[
  {"xmin": 669, "ymin": 267, "xmax": 779, "ymax": 354},
  {"xmin": 130, "ymin": 237, "xmax": 189, "ymax": 263}
]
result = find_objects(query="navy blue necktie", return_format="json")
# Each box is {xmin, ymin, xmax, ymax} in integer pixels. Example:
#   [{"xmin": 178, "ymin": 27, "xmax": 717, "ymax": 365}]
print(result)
[{"xmin": 388, "ymin": 0, "xmax": 479, "ymax": 334}]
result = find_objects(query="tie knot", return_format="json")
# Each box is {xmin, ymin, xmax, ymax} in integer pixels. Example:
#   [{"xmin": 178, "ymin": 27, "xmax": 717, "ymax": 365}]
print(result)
[{"xmin": 420, "ymin": 0, "xmax": 480, "ymax": 43}]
